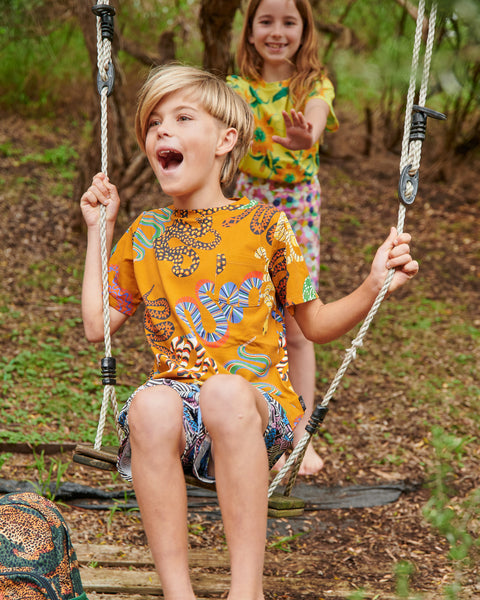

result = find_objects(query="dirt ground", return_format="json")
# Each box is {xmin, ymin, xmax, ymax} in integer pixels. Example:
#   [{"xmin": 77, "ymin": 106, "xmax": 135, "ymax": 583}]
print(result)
[{"xmin": 1, "ymin": 109, "xmax": 479, "ymax": 599}]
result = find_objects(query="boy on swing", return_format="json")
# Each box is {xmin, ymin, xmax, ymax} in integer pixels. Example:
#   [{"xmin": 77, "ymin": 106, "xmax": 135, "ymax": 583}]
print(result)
[{"xmin": 80, "ymin": 64, "xmax": 418, "ymax": 600}]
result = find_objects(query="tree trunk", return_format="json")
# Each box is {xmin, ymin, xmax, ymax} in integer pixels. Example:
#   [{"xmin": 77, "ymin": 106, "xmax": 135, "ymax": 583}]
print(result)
[{"xmin": 199, "ymin": 0, "xmax": 243, "ymax": 75}]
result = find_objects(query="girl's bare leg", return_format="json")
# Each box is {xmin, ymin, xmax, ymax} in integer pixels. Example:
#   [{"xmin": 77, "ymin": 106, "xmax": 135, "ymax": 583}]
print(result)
[
  {"xmin": 128, "ymin": 386, "xmax": 196, "ymax": 600},
  {"xmin": 282, "ymin": 309, "xmax": 324, "ymax": 475},
  {"xmin": 200, "ymin": 374, "xmax": 269, "ymax": 600}
]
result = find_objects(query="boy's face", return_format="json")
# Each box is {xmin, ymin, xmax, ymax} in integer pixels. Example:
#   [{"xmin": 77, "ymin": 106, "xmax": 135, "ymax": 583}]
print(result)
[{"xmin": 144, "ymin": 89, "xmax": 232, "ymax": 205}]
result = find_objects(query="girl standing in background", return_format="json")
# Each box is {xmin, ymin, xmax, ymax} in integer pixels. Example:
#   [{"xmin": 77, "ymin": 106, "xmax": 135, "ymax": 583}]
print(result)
[{"xmin": 228, "ymin": 0, "xmax": 339, "ymax": 474}]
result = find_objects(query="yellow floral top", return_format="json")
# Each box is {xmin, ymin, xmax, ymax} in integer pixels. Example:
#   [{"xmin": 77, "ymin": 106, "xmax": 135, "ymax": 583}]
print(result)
[
  {"xmin": 108, "ymin": 198, "xmax": 318, "ymax": 428},
  {"xmin": 227, "ymin": 75, "xmax": 339, "ymax": 184}
]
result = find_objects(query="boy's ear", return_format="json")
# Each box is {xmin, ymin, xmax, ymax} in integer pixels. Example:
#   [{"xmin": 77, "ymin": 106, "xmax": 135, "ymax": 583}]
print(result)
[{"xmin": 216, "ymin": 127, "xmax": 238, "ymax": 157}]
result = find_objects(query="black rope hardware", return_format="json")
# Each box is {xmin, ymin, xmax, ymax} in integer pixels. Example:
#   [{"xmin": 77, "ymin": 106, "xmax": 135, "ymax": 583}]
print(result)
[
  {"xmin": 398, "ymin": 104, "xmax": 447, "ymax": 206},
  {"xmin": 101, "ymin": 356, "xmax": 116, "ymax": 386},
  {"xmin": 92, "ymin": 4, "xmax": 116, "ymax": 97},
  {"xmin": 91, "ymin": 4, "xmax": 116, "ymax": 42},
  {"xmin": 305, "ymin": 405, "xmax": 329, "ymax": 435}
]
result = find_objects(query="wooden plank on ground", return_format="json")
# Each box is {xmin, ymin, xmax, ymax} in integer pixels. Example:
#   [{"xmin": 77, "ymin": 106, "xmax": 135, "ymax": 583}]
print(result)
[
  {"xmin": 79, "ymin": 567, "xmax": 420, "ymax": 600},
  {"xmin": 80, "ymin": 567, "xmax": 322, "ymax": 597},
  {"xmin": 76, "ymin": 545, "xmax": 439, "ymax": 600},
  {"xmin": 76, "ymin": 543, "xmax": 323, "ymax": 570},
  {"xmin": 76, "ymin": 543, "xmax": 230, "ymax": 569}
]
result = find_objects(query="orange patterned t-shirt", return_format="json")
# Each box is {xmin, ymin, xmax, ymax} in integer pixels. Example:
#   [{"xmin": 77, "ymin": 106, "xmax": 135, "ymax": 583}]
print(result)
[{"xmin": 108, "ymin": 198, "xmax": 318, "ymax": 427}]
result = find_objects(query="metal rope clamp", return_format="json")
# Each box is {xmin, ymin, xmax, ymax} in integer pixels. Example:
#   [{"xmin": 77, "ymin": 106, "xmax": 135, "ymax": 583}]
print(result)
[
  {"xmin": 92, "ymin": 4, "xmax": 116, "ymax": 97},
  {"xmin": 97, "ymin": 62, "xmax": 115, "ymax": 97},
  {"xmin": 398, "ymin": 104, "xmax": 446, "ymax": 206}
]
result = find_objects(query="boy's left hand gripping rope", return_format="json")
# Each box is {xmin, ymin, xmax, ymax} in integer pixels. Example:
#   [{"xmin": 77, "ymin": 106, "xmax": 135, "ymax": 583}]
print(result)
[{"xmin": 92, "ymin": 4, "xmax": 116, "ymax": 97}]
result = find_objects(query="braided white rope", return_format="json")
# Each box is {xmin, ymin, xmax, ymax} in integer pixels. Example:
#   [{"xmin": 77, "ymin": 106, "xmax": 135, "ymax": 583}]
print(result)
[
  {"xmin": 405, "ymin": 1, "xmax": 438, "ymax": 176},
  {"xmin": 269, "ymin": 0, "xmax": 437, "ymax": 498},
  {"xmin": 400, "ymin": 0, "xmax": 426, "ymax": 176},
  {"xmin": 93, "ymin": 0, "xmax": 122, "ymax": 449}
]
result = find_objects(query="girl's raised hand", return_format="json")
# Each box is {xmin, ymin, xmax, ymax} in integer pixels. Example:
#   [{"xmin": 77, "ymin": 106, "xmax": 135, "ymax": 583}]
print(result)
[
  {"xmin": 272, "ymin": 109, "xmax": 315, "ymax": 150},
  {"xmin": 370, "ymin": 227, "xmax": 419, "ymax": 295},
  {"xmin": 80, "ymin": 172, "xmax": 120, "ymax": 228}
]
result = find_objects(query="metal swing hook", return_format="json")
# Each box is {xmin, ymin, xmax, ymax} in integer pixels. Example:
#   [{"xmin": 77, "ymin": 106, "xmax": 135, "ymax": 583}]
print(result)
[
  {"xmin": 92, "ymin": 4, "xmax": 116, "ymax": 97},
  {"xmin": 398, "ymin": 105, "xmax": 447, "ymax": 206}
]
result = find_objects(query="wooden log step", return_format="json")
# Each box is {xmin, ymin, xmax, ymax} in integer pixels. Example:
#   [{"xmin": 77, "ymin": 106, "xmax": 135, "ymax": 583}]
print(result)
[
  {"xmin": 76, "ymin": 543, "xmax": 230, "ymax": 569},
  {"xmin": 79, "ymin": 566, "xmax": 325, "ymax": 597},
  {"xmin": 76, "ymin": 544, "xmax": 429, "ymax": 599},
  {"xmin": 79, "ymin": 566, "xmax": 418, "ymax": 600}
]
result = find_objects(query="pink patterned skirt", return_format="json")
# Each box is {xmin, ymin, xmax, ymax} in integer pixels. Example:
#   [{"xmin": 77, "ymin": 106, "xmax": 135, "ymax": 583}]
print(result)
[{"xmin": 234, "ymin": 173, "xmax": 321, "ymax": 290}]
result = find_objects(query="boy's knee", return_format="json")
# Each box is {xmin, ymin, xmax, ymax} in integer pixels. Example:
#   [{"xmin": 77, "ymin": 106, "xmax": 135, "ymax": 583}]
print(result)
[
  {"xmin": 129, "ymin": 387, "xmax": 182, "ymax": 440},
  {"xmin": 200, "ymin": 375, "xmax": 263, "ymax": 433}
]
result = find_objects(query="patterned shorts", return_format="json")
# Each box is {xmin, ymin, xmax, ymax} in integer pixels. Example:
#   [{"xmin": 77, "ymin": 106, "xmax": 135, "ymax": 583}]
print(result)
[
  {"xmin": 117, "ymin": 378, "xmax": 295, "ymax": 483},
  {"xmin": 235, "ymin": 172, "xmax": 321, "ymax": 289}
]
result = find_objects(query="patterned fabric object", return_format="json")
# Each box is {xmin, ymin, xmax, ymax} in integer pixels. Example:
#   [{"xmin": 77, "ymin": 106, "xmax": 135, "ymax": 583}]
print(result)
[
  {"xmin": 116, "ymin": 377, "xmax": 296, "ymax": 483},
  {"xmin": 0, "ymin": 493, "xmax": 87, "ymax": 600},
  {"xmin": 226, "ymin": 75, "xmax": 339, "ymax": 184},
  {"xmin": 108, "ymin": 198, "xmax": 318, "ymax": 429},
  {"xmin": 234, "ymin": 173, "xmax": 321, "ymax": 289}
]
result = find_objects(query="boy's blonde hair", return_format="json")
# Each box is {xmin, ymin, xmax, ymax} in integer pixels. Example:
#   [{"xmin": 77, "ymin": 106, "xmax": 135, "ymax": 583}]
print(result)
[
  {"xmin": 237, "ymin": 0, "xmax": 325, "ymax": 109},
  {"xmin": 136, "ymin": 64, "xmax": 254, "ymax": 185}
]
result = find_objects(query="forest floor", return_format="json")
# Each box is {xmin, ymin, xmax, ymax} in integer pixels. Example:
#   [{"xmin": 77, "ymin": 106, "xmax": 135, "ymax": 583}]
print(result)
[{"xmin": 0, "ymin": 110, "xmax": 479, "ymax": 599}]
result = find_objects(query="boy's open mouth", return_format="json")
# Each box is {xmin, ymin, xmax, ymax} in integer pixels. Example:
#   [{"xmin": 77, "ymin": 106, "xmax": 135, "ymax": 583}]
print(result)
[{"xmin": 158, "ymin": 149, "xmax": 184, "ymax": 170}]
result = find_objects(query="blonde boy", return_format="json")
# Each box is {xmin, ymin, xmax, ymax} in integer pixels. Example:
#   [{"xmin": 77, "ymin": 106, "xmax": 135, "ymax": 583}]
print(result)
[{"xmin": 81, "ymin": 64, "xmax": 418, "ymax": 600}]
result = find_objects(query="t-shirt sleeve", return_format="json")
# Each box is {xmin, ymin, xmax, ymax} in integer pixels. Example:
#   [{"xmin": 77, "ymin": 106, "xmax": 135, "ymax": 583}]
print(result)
[
  {"xmin": 269, "ymin": 211, "xmax": 318, "ymax": 313},
  {"xmin": 226, "ymin": 74, "xmax": 250, "ymax": 102},
  {"xmin": 108, "ymin": 222, "xmax": 143, "ymax": 317},
  {"xmin": 310, "ymin": 77, "xmax": 339, "ymax": 133},
  {"xmin": 226, "ymin": 74, "xmax": 243, "ymax": 92}
]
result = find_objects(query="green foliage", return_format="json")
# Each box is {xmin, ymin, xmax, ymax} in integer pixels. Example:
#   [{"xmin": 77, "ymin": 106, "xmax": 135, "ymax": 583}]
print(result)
[
  {"xmin": 394, "ymin": 561, "xmax": 422, "ymax": 599},
  {"xmin": 0, "ymin": 453, "xmax": 13, "ymax": 470},
  {"xmin": 29, "ymin": 450, "xmax": 70, "ymax": 502},
  {"xmin": 372, "ymin": 428, "xmax": 479, "ymax": 600},
  {"xmin": 0, "ymin": 19, "xmax": 89, "ymax": 114},
  {"xmin": 0, "ymin": 324, "xmax": 133, "ymax": 447},
  {"xmin": 0, "ymin": 0, "xmax": 478, "ymax": 152},
  {"xmin": 116, "ymin": 0, "xmax": 203, "ymax": 67},
  {"xmin": 417, "ymin": 427, "xmax": 479, "ymax": 599},
  {"xmin": 106, "ymin": 490, "xmax": 139, "ymax": 532},
  {"xmin": 268, "ymin": 532, "xmax": 305, "ymax": 552},
  {"xmin": 347, "ymin": 591, "xmax": 368, "ymax": 600},
  {"xmin": 328, "ymin": 2, "xmax": 420, "ymax": 109},
  {"xmin": 424, "ymin": 427, "xmax": 478, "ymax": 549},
  {"xmin": 20, "ymin": 144, "xmax": 79, "ymax": 184},
  {"xmin": 0, "ymin": 0, "xmax": 45, "ymax": 41},
  {"xmin": 119, "ymin": 0, "xmax": 198, "ymax": 36}
]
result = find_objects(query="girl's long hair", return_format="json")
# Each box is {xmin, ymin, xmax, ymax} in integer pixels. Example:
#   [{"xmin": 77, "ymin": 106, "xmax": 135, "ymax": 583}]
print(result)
[{"xmin": 237, "ymin": 0, "xmax": 325, "ymax": 109}]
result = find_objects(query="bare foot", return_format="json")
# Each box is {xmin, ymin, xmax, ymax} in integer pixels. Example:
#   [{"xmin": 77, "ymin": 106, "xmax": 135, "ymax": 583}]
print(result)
[
  {"xmin": 297, "ymin": 443, "xmax": 324, "ymax": 475},
  {"xmin": 272, "ymin": 444, "xmax": 324, "ymax": 475}
]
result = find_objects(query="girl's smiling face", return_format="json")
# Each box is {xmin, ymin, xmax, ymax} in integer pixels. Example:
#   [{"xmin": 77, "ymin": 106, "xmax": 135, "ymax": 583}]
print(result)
[{"xmin": 248, "ymin": 0, "xmax": 304, "ymax": 79}]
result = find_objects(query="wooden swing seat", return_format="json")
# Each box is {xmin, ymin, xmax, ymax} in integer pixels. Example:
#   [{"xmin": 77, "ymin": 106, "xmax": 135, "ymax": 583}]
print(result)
[{"xmin": 73, "ymin": 444, "xmax": 305, "ymax": 518}]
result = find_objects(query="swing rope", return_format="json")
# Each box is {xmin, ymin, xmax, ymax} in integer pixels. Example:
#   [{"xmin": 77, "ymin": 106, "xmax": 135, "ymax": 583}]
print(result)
[
  {"xmin": 91, "ymin": 0, "xmax": 123, "ymax": 450},
  {"xmin": 268, "ymin": 0, "xmax": 442, "ymax": 499}
]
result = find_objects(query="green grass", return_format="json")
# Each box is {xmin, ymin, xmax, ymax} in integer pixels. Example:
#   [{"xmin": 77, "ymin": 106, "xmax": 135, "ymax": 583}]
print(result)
[{"xmin": 0, "ymin": 317, "xmax": 138, "ymax": 447}]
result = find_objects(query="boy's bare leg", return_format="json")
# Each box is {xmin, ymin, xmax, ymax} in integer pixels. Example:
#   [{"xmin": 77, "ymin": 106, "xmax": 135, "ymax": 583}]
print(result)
[
  {"xmin": 128, "ymin": 386, "xmax": 196, "ymax": 600},
  {"xmin": 278, "ymin": 310, "xmax": 324, "ymax": 475},
  {"xmin": 200, "ymin": 374, "xmax": 269, "ymax": 600}
]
